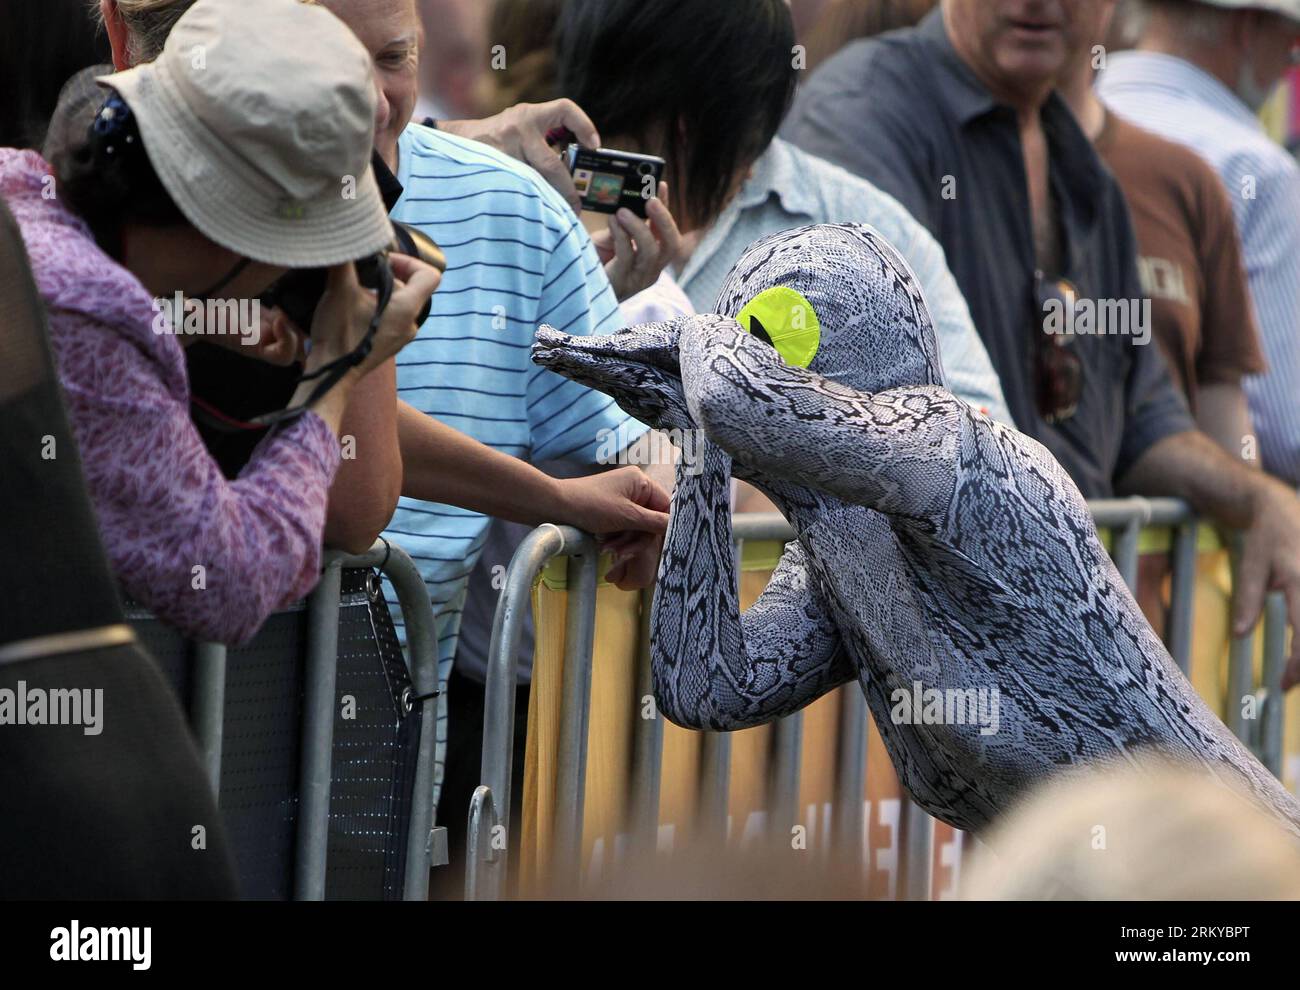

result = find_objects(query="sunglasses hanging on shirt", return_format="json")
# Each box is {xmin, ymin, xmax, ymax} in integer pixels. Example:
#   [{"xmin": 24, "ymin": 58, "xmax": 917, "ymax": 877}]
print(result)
[{"xmin": 1034, "ymin": 269, "xmax": 1084, "ymax": 425}]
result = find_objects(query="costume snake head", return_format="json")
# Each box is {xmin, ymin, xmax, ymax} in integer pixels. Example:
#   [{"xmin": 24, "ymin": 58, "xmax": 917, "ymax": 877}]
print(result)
[
  {"xmin": 533, "ymin": 318, "xmax": 697, "ymax": 433},
  {"xmin": 714, "ymin": 223, "xmax": 948, "ymax": 394},
  {"xmin": 535, "ymin": 224, "xmax": 947, "ymax": 438}
]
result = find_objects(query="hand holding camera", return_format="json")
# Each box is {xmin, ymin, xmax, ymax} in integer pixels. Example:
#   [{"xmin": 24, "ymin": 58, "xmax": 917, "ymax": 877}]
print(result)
[
  {"xmin": 306, "ymin": 254, "xmax": 441, "ymax": 375},
  {"xmin": 563, "ymin": 139, "xmax": 681, "ymax": 302},
  {"xmin": 590, "ymin": 183, "xmax": 681, "ymax": 303},
  {"xmin": 286, "ymin": 253, "xmax": 441, "ymax": 431}
]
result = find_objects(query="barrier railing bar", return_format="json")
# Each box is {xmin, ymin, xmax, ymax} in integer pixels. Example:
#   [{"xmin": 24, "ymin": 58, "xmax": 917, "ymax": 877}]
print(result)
[
  {"xmin": 553, "ymin": 542, "xmax": 601, "ymax": 886},
  {"xmin": 1112, "ymin": 514, "xmax": 1144, "ymax": 593},
  {"xmin": 769, "ymin": 713, "xmax": 803, "ymax": 846},
  {"xmin": 833, "ymin": 686, "xmax": 868, "ymax": 865},
  {"xmin": 294, "ymin": 559, "xmax": 344, "ymax": 901},
  {"xmin": 340, "ymin": 540, "xmax": 445, "ymax": 900},
  {"xmin": 900, "ymin": 797, "xmax": 934, "ymax": 902},
  {"xmin": 698, "ymin": 731, "xmax": 732, "ymax": 848},
  {"xmin": 136, "ymin": 538, "xmax": 438, "ymax": 901},
  {"xmin": 466, "ymin": 785, "xmax": 497, "ymax": 902},
  {"xmin": 1260, "ymin": 592, "xmax": 1288, "ymax": 777},
  {"xmin": 1226, "ymin": 535, "xmax": 1256, "ymax": 746},
  {"xmin": 1089, "ymin": 498, "xmax": 1192, "ymax": 528},
  {"xmin": 192, "ymin": 641, "xmax": 227, "ymax": 800},
  {"xmin": 731, "ymin": 513, "xmax": 797, "ymax": 543},
  {"xmin": 470, "ymin": 523, "xmax": 582, "ymax": 901},
  {"xmin": 628, "ymin": 587, "xmax": 664, "ymax": 858},
  {"xmin": 1167, "ymin": 521, "xmax": 1199, "ymax": 676}
]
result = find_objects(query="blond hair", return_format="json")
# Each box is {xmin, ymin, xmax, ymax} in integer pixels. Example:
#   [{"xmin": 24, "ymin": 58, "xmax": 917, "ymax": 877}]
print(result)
[
  {"xmin": 94, "ymin": 0, "xmax": 319, "ymax": 65},
  {"xmin": 91, "ymin": 0, "xmax": 191, "ymax": 65},
  {"xmin": 962, "ymin": 757, "xmax": 1300, "ymax": 900}
]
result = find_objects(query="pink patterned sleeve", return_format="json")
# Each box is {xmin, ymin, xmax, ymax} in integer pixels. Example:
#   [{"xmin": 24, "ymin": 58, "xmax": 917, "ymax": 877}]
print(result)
[{"xmin": 52, "ymin": 310, "xmax": 342, "ymax": 645}]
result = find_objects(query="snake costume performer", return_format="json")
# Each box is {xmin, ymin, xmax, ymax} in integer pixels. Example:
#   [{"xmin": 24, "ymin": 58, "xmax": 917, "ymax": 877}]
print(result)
[{"xmin": 533, "ymin": 223, "xmax": 1300, "ymax": 836}]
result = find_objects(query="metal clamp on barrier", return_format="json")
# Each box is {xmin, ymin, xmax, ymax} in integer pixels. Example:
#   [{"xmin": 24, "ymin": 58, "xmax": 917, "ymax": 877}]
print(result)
[{"xmin": 310, "ymin": 540, "xmax": 443, "ymax": 902}]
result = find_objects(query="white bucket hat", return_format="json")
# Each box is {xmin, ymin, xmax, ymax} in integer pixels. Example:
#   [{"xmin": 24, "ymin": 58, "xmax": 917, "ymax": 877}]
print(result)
[
  {"xmin": 96, "ymin": 0, "xmax": 393, "ymax": 268},
  {"xmin": 1192, "ymin": 0, "xmax": 1300, "ymax": 24}
]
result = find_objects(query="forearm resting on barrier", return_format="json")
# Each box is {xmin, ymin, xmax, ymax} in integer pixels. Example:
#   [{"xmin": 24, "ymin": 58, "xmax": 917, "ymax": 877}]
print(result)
[
  {"xmin": 396, "ymin": 401, "xmax": 669, "ymax": 536},
  {"xmin": 1117, "ymin": 430, "xmax": 1300, "ymax": 684}
]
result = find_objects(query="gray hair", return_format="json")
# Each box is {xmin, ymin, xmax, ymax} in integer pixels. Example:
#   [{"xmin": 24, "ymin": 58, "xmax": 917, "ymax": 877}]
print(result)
[
  {"xmin": 89, "ymin": 0, "xmax": 195, "ymax": 64},
  {"xmin": 92, "ymin": 0, "xmax": 321, "ymax": 65}
]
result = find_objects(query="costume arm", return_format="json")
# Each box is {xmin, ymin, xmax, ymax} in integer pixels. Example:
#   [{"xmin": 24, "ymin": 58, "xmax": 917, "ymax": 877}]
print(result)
[{"xmin": 652, "ymin": 436, "xmax": 853, "ymax": 732}]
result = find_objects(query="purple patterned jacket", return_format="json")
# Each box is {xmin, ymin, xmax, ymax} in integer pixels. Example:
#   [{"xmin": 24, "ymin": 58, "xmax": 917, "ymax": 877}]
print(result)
[{"xmin": 2, "ymin": 150, "xmax": 340, "ymax": 644}]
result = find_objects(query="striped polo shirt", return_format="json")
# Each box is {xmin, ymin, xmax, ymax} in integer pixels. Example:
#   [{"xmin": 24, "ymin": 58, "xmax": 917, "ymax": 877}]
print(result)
[
  {"xmin": 381, "ymin": 123, "xmax": 645, "ymax": 811},
  {"xmin": 1100, "ymin": 52, "xmax": 1300, "ymax": 488}
]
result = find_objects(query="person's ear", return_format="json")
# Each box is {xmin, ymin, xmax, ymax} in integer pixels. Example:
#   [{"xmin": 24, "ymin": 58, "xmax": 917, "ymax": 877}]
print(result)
[
  {"xmin": 251, "ymin": 308, "xmax": 307, "ymax": 367},
  {"xmin": 101, "ymin": 0, "xmax": 132, "ymax": 71}
]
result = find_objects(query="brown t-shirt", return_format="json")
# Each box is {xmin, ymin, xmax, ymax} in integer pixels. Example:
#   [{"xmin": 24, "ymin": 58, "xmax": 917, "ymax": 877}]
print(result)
[{"xmin": 1095, "ymin": 111, "xmax": 1266, "ymax": 412}]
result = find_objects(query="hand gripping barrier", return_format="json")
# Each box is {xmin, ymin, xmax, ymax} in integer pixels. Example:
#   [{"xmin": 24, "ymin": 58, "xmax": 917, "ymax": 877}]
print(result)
[{"xmin": 466, "ymin": 499, "xmax": 1294, "ymax": 900}]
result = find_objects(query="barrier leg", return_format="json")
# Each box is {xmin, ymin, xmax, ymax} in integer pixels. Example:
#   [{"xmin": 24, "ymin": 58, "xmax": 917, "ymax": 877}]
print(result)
[
  {"xmin": 553, "ymin": 547, "xmax": 600, "ymax": 886},
  {"xmin": 1260, "ymin": 593, "xmax": 1288, "ymax": 778},
  {"xmin": 192, "ymin": 641, "xmax": 227, "ymax": 800},
  {"xmin": 465, "ymin": 785, "xmax": 497, "ymax": 902},
  {"xmin": 294, "ymin": 559, "xmax": 344, "ymax": 901},
  {"xmin": 1112, "ymin": 513, "xmax": 1144, "ymax": 593},
  {"xmin": 833, "ymin": 686, "xmax": 867, "ymax": 865},
  {"xmin": 769, "ymin": 713, "xmax": 803, "ymax": 847},
  {"xmin": 628, "ymin": 587, "xmax": 664, "ymax": 859},
  {"xmin": 469, "ymin": 524, "xmax": 583, "ymax": 901},
  {"xmin": 1166, "ymin": 521, "xmax": 1198, "ymax": 676},
  {"xmin": 900, "ymin": 797, "xmax": 934, "ymax": 902},
  {"xmin": 376, "ymin": 542, "xmax": 443, "ymax": 900},
  {"xmin": 1227, "ymin": 538, "xmax": 1258, "ymax": 747},
  {"xmin": 698, "ymin": 731, "xmax": 731, "ymax": 847}
]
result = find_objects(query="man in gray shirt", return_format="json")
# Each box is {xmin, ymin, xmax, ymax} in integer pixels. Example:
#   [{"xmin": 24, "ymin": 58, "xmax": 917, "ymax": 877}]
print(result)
[{"xmin": 782, "ymin": 0, "xmax": 1300, "ymax": 684}]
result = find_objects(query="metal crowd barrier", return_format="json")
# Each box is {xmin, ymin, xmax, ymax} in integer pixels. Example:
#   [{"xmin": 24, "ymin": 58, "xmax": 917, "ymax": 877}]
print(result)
[
  {"xmin": 138, "ymin": 540, "xmax": 442, "ymax": 901},
  {"xmin": 467, "ymin": 498, "xmax": 1294, "ymax": 901}
]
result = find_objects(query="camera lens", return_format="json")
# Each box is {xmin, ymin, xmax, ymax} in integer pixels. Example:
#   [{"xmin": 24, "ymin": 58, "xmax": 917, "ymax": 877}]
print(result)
[{"xmin": 637, "ymin": 163, "xmax": 653, "ymax": 176}]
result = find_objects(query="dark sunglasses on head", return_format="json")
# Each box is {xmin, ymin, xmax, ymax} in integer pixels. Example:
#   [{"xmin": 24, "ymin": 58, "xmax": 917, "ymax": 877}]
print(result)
[{"xmin": 1034, "ymin": 270, "xmax": 1083, "ymax": 425}]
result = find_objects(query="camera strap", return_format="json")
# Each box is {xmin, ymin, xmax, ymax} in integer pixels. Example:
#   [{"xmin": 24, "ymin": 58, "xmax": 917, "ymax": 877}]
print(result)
[{"xmin": 249, "ymin": 255, "xmax": 395, "ymax": 430}]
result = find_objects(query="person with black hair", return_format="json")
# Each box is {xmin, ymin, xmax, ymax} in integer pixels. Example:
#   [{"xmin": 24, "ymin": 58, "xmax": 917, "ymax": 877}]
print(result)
[
  {"xmin": 555, "ymin": 0, "xmax": 1012, "ymax": 424},
  {"xmin": 0, "ymin": 196, "xmax": 239, "ymax": 899},
  {"xmin": 0, "ymin": 0, "xmax": 112, "ymax": 149}
]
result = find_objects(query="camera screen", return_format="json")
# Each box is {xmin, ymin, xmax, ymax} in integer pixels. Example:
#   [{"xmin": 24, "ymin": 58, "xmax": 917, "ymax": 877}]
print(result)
[{"xmin": 573, "ymin": 167, "xmax": 625, "ymax": 208}]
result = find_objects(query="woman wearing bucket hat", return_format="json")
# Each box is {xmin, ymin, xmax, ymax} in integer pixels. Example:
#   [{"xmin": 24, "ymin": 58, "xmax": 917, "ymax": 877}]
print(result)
[{"xmin": 0, "ymin": 0, "xmax": 441, "ymax": 644}]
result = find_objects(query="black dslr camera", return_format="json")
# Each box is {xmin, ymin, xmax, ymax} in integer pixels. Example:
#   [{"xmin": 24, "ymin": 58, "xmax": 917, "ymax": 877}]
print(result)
[
  {"xmin": 261, "ymin": 220, "xmax": 446, "ymax": 335},
  {"xmin": 248, "ymin": 153, "xmax": 447, "ymax": 427}
]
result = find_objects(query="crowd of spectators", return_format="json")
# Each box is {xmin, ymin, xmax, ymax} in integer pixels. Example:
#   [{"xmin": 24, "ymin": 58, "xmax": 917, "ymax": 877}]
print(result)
[{"xmin": 4, "ymin": 0, "xmax": 1300, "ymax": 895}]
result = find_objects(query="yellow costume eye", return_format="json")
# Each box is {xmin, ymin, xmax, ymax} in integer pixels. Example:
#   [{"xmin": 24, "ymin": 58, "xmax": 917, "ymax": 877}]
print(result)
[{"xmin": 736, "ymin": 286, "xmax": 821, "ymax": 368}]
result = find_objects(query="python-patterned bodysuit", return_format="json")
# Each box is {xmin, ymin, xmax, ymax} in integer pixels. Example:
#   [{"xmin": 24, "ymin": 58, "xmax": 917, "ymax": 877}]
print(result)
[{"xmin": 532, "ymin": 223, "xmax": 1300, "ymax": 836}]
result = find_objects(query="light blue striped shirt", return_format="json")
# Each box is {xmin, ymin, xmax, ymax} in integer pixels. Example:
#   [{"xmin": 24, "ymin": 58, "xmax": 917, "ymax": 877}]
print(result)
[
  {"xmin": 678, "ymin": 138, "xmax": 1015, "ymax": 427},
  {"xmin": 382, "ymin": 124, "xmax": 646, "ymax": 810},
  {"xmin": 1099, "ymin": 52, "xmax": 1300, "ymax": 486}
]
